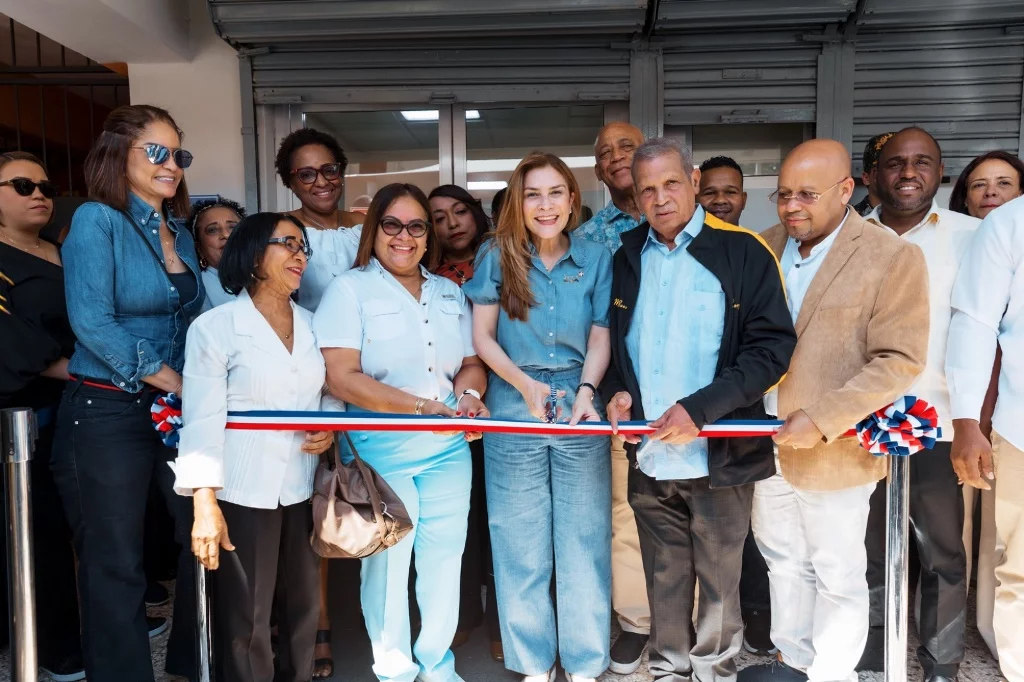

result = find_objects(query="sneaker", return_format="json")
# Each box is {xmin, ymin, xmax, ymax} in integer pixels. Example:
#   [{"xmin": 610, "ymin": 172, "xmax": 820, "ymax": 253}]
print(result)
[
  {"xmin": 565, "ymin": 674, "xmax": 597, "ymax": 682},
  {"xmin": 856, "ymin": 625, "xmax": 884, "ymax": 672},
  {"xmin": 148, "ymin": 615, "xmax": 169, "ymax": 638},
  {"xmin": 742, "ymin": 609, "xmax": 778, "ymax": 656},
  {"xmin": 609, "ymin": 631, "xmax": 648, "ymax": 674},
  {"xmin": 738, "ymin": 660, "xmax": 808, "ymax": 682},
  {"xmin": 523, "ymin": 668, "xmax": 556, "ymax": 682},
  {"xmin": 145, "ymin": 581, "xmax": 170, "ymax": 607},
  {"xmin": 40, "ymin": 654, "xmax": 86, "ymax": 682}
]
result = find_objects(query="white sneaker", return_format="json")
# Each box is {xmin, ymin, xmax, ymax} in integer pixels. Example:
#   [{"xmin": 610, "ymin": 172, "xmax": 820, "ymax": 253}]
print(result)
[
  {"xmin": 565, "ymin": 674, "xmax": 597, "ymax": 682},
  {"xmin": 523, "ymin": 668, "xmax": 556, "ymax": 682}
]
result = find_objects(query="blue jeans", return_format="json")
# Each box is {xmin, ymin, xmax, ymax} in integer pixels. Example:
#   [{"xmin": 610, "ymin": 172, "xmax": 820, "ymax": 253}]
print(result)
[
  {"xmin": 484, "ymin": 367, "xmax": 612, "ymax": 677},
  {"xmin": 345, "ymin": 400, "xmax": 472, "ymax": 682}
]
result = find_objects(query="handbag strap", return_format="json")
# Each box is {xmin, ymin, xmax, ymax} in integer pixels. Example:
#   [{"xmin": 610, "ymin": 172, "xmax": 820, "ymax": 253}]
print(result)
[{"xmin": 336, "ymin": 432, "xmax": 391, "ymax": 543}]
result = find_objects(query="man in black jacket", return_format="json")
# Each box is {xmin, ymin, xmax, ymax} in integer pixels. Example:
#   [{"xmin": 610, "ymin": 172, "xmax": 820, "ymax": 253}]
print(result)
[{"xmin": 602, "ymin": 137, "xmax": 796, "ymax": 682}]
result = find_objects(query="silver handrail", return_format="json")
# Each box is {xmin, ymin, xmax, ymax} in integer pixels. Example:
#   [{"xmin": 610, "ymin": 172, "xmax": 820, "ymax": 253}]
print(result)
[{"xmin": 884, "ymin": 454, "xmax": 911, "ymax": 682}]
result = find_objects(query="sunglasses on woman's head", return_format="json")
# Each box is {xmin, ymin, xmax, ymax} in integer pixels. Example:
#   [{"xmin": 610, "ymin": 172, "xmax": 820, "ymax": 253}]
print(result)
[
  {"xmin": 290, "ymin": 163, "xmax": 342, "ymax": 185},
  {"xmin": 133, "ymin": 143, "xmax": 194, "ymax": 169},
  {"xmin": 0, "ymin": 178, "xmax": 58, "ymax": 199},
  {"xmin": 380, "ymin": 217, "xmax": 429, "ymax": 238},
  {"xmin": 268, "ymin": 236, "xmax": 313, "ymax": 259}
]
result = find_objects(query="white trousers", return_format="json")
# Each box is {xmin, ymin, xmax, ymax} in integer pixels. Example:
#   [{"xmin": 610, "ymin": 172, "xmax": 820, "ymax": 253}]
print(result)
[{"xmin": 752, "ymin": 471, "xmax": 875, "ymax": 682}]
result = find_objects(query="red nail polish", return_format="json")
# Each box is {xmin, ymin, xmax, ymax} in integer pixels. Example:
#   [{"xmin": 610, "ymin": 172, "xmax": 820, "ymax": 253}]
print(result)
[
  {"xmin": 469, "ymin": 412, "xmax": 476, "ymax": 418},
  {"xmin": 456, "ymin": 411, "xmax": 463, "ymax": 416}
]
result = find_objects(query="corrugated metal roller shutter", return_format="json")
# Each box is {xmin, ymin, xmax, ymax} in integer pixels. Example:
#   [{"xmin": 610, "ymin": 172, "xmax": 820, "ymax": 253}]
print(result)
[
  {"xmin": 853, "ymin": 28, "xmax": 1024, "ymax": 175},
  {"xmin": 662, "ymin": 32, "xmax": 821, "ymax": 126}
]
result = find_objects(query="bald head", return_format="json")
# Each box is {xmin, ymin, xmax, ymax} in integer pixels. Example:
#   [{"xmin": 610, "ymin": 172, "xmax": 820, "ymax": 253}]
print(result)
[
  {"xmin": 594, "ymin": 122, "xmax": 645, "ymax": 194},
  {"xmin": 777, "ymin": 138, "xmax": 855, "ymax": 249}
]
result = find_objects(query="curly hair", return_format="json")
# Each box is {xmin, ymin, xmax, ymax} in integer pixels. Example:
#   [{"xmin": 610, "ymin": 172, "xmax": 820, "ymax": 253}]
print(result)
[
  {"xmin": 274, "ymin": 128, "xmax": 349, "ymax": 188},
  {"xmin": 187, "ymin": 197, "xmax": 246, "ymax": 238}
]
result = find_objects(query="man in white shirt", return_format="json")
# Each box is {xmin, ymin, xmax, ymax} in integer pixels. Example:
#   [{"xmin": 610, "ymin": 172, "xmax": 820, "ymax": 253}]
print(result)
[
  {"xmin": 946, "ymin": 195, "xmax": 1024, "ymax": 681},
  {"xmin": 860, "ymin": 128, "xmax": 978, "ymax": 681}
]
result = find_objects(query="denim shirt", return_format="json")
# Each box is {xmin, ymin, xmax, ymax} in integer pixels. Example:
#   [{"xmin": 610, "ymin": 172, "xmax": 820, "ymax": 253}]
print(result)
[
  {"xmin": 64, "ymin": 194, "xmax": 205, "ymax": 392},
  {"xmin": 463, "ymin": 235, "xmax": 612, "ymax": 371},
  {"xmin": 627, "ymin": 207, "xmax": 725, "ymax": 480},
  {"xmin": 575, "ymin": 200, "xmax": 642, "ymax": 253}
]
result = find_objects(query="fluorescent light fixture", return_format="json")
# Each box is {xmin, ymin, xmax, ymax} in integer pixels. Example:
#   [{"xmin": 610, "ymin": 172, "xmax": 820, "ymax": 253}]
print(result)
[
  {"xmin": 465, "ymin": 110, "xmax": 480, "ymax": 120},
  {"xmin": 401, "ymin": 110, "xmax": 439, "ymax": 121},
  {"xmin": 468, "ymin": 181, "xmax": 508, "ymax": 191}
]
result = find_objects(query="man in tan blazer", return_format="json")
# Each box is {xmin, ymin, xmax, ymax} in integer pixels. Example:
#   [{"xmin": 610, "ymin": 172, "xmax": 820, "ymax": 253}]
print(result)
[{"xmin": 738, "ymin": 139, "xmax": 930, "ymax": 682}]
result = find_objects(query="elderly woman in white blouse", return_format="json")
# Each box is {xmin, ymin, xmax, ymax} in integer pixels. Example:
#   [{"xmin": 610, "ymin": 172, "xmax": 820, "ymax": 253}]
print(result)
[
  {"xmin": 313, "ymin": 183, "xmax": 488, "ymax": 682},
  {"xmin": 172, "ymin": 212, "xmax": 332, "ymax": 682}
]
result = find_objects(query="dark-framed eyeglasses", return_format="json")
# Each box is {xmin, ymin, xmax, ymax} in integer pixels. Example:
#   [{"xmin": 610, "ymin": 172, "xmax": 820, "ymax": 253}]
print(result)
[
  {"xmin": 380, "ymin": 217, "xmax": 429, "ymax": 238},
  {"xmin": 290, "ymin": 163, "xmax": 342, "ymax": 185},
  {"xmin": 768, "ymin": 178, "xmax": 849, "ymax": 206},
  {"xmin": 0, "ymin": 177, "xmax": 58, "ymax": 199},
  {"xmin": 267, "ymin": 236, "xmax": 312, "ymax": 259},
  {"xmin": 132, "ymin": 143, "xmax": 194, "ymax": 169}
]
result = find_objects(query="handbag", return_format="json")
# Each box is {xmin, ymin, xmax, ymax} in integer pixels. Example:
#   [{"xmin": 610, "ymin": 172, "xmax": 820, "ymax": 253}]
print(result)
[{"xmin": 310, "ymin": 432, "xmax": 413, "ymax": 559}]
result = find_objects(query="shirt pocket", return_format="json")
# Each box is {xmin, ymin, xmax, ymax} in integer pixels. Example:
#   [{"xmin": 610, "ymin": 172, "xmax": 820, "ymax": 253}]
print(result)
[{"xmin": 362, "ymin": 298, "xmax": 406, "ymax": 342}]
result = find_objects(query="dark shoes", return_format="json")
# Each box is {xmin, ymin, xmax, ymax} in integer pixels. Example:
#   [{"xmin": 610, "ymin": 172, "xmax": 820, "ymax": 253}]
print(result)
[
  {"xmin": 147, "ymin": 615, "xmax": 169, "ymax": 638},
  {"xmin": 742, "ymin": 609, "xmax": 778, "ymax": 656},
  {"xmin": 609, "ymin": 631, "xmax": 649, "ymax": 675},
  {"xmin": 738, "ymin": 660, "xmax": 809, "ymax": 682},
  {"xmin": 145, "ymin": 581, "xmax": 170, "ymax": 607},
  {"xmin": 856, "ymin": 625, "xmax": 884, "ymax": 672},
  {"xmin": 40, "ymin": 654, "xmax": 86, "ymax": 682},
  {"xmin": 451, "ymin": 630, "xmax": 472, "ymax": 649},
  {"xmin": 490, "ymin": 639, "xmax": 505, "ymax": 662}
]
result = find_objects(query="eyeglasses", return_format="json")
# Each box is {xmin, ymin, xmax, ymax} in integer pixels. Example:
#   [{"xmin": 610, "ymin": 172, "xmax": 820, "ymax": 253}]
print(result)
[
  {"xmin": 379, "ymin": 217, "xmax": 429, "ymax": 238},
  {"xmin": 0, "ymin": 178, "xmax": 58, "ymax": 199},
  {"xmin": 768, "ymin": 178, "xmax": 849, "ymax": 206},
  {"xmin": 290, "ymin": 163, "xmax": 342, "ymax": 185},
  {"xmin": 132, "ymin": 143, "xmax": 194, "ymax": 169},
  {"xmin": 267, "ymin": 236, "xmax": 313, "ymax": 259}
]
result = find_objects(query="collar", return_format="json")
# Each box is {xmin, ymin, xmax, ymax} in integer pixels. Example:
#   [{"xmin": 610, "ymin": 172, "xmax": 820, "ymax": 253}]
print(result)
[
  {"xmin": 370, "ymin": 257, "xmax": 433, "ymax": 284},
  {"xmin": 598, "ymin": 199, "xmax": 639, "ymax": 224},
  {"xmin": 528, "ymin": 233, "xmax": 590, "ymax": 268},
  {"xmin": 788, "ymin": 207, "xmax": 850, "ymax": 262},
  {"xmin": 641, "ymin": 205, "xmax": 705, "ymax": 253},
  {"xmin": 127, "ymin": 192, "xmax": 164, "ymax": 227},
  {"xmin": 865, "ymin": 199, "xmax": 941, "ymax": 235}
]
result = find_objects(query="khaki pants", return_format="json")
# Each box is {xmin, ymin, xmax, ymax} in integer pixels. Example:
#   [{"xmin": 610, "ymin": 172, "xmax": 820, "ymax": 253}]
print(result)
[
  {"xmin": 962, "ymin": 484, "xmax": 998, "ymax": 658},
  {"xmin": 611, "ymin": 436, "xmax": 651, "ymax": 634},
  {"xmin": 993, "ymin": 430, "xmax": 1024, "ymax": 681}
]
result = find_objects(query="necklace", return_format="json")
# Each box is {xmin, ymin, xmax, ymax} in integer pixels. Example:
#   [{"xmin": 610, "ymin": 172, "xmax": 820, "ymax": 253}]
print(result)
[
  {"xmin": 0, "ymin": 226, "xmax": 41, "ymax": 250},
  {"xmin": 302, "ymin": 209, "xmax": 337, "ymax": 230}
]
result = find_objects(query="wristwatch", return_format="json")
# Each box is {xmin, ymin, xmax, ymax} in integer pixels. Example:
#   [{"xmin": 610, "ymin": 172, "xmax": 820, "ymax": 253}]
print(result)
[{"xmin": 461, "ymin": 389, "xmax": 482, "ymax": 400}]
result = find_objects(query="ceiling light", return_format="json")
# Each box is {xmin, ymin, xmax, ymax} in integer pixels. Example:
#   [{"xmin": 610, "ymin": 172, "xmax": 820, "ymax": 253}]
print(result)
[
  {"xmin": 468, "ymin": 181, "xmax": 508, "ymax": 191},
  {"xmin": 401, "ymin": 110, "xmax": 439, "ymax": 121},
  {"xmin": 465, "ymin": 110, "xmax": 480, "ymax": 120}
]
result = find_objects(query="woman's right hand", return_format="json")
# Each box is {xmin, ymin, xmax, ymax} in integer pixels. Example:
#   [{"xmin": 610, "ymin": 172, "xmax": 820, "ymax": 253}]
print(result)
[
  {"xmin": 192, "ymin": 489, "xmax": 234, "ymax": 570},
  {"xmin": 421, "ymin": 399, "xmax": 460, "ymax": 436},
  {"xmin": 520, "ymin": 378, "xmax": 566, "ymax": 422}
]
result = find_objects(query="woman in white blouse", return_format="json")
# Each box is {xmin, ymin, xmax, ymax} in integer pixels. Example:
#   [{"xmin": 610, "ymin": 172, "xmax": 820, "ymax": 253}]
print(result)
[
  {"xmin": 189, "ymin": 197, "xmax": 244, "ymax": 310},
  {"xmin": 313, "ymin": 183, "xmax": 488, "ymax": 682},
  {"xmin": 173, "ymin": 212, "xmax": 332, "ymax": 682}
]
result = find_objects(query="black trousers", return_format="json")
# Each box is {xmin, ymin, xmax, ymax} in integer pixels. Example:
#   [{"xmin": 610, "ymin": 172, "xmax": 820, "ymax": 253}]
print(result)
[
  {"xmin": 50, "ymin": 381, "xmax": 197, "ymax": 682},
  {"xmin": 865, "ymin": 442, "xmax": 966, "ymax": 678},
  {"xmin": 629, "ymin": 467, "xmax": 752, "ymax": 682},
  {"xmin": 0, "ymin": 419, "xmax": 83, "ymax": 668},
  {"xmin": 740, "ymin": 525, "xmax": 771, "ymax": 612},
  {"xmin": 457, "ymin": 438, "xmax": 501, "ymax": 640},
  {"xmin": 216, "ymin": 500, "xmax": 320, "ymax": 682}
]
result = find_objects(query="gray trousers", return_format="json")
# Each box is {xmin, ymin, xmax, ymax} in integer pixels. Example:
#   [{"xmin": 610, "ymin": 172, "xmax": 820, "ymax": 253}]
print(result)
[{"xmin": 215, "ymin": 500, "xmax": 320, "ymax": 682}]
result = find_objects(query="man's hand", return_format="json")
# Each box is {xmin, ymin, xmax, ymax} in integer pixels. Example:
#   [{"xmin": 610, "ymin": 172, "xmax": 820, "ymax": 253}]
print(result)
[
  {"xmin": 773, "ymin": 410, "xmax": 824, "ymax": 449},
  {"xmin": 606, "ymin": 392, "xmax": 640, "ymax": 444},
  {"xmin": 649, "ymin": 403, "xmax": 700, "ymax": 446},
  {"xmin": 951, "ymin": 418, "xmax": 995, "ymax": 490}
]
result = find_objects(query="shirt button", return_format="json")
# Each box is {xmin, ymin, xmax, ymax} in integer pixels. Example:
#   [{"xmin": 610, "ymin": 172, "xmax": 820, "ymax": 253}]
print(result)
[
  {"xmin": 654, "ymin": 369, "xmax": 660, "ymax": 375},
  {"xmin": 699, "ymin": 305, "xmax": 706, "ymax": 311},
  {"xmin": 549, "ymin": 306, "xmax": 554, "ymax": 311},
  {"xmin": 151, "ymin": 229, "xmax": 158, "ymax": 234},
  {"xmin": 153, "ymin": 212, "xmax": 159, "ymax": 218},
  {"xmin": 549, "ymin": 353, "xmax": 554, "ymax": 358},
  {"xmin": 424, "ymin": 319, "xmax": 429, "ymax": 324},
  {"xmin": 170, "ymin": 286, "xmax": 176, "ymax": 291},
  {"xmin": 428, "ymin": 342, "xmax": 433, "ymax": 347},
  {"xmin": 548, "ymin": 332, "xmax": 554, "ymax": 337},
  {"xmin": 428, "ymin": 367, "xmax": 434, "ymax": 372},
  {"xmin": 659, "ymin": 310, "xmax": 665, "ymax": 316},
  {"xmin": 656, "ymin": 339, "xmax": 662, "ymax": 345},
  {"xmin": 661, "ymin": 281, "xmax": 668, "ymax": 287}
]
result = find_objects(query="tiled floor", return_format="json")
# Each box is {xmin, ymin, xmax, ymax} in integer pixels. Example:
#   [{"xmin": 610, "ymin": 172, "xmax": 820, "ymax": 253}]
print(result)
[{"xmin": 2, "ymin": 587, "xmax": 1004, "ymax": 681}]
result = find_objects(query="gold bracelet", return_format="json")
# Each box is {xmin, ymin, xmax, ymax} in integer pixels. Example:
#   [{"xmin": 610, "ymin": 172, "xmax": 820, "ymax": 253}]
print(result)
[{"xmin": 414, "ymin": 398, "xmax": 427, "ymax": 415}]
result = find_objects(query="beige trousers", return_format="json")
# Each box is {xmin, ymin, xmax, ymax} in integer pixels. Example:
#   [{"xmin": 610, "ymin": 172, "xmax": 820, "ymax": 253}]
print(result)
[
  {"xmin": 962, "ymin": 484, "xmax": 998, "ymax": 658},
  {"xmin": 993, "ymin": 430, "xmax": 1024, "ymax": 681},
  {"xmin": 611, "ymin": 436, "xmax": 651, "ymax": 634}
]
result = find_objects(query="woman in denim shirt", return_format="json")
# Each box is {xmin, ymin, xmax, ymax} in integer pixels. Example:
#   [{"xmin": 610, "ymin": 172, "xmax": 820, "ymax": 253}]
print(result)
[
  {"xmin": 51, "ymin": 105, "xmax": 204, "ymax": 682},
  {"xmin": 463, "ymin": 153, "xmax": 613, "ymax": 682}
]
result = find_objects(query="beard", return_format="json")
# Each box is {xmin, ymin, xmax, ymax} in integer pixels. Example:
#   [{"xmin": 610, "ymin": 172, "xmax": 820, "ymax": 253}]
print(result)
[{"xmin": 877, "ymin": 183, "xmax": 936, "ymax": 213}]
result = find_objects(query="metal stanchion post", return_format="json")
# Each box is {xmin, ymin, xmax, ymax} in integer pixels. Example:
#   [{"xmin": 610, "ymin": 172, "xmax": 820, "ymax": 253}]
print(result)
[
  {"xmin": 1, "ymin": 407, "xmax": 38, "ymax": 682},
  {"xmin": 884, "ymin": 454, "xmax": 911, "ymax": 682},
  {"xmin": 196, "ymin": 556, "xmax": 214, "ymax": 682}
]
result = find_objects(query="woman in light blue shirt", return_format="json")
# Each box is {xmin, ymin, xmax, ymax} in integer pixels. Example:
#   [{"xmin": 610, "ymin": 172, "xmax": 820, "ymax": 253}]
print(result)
[
  {"xmin": 463, "ymin": 152, "xmax": 613, "ymax": 682},
  {"xmin": 189, "ymin": 197, "xmax": 245, "ymax": 310}
]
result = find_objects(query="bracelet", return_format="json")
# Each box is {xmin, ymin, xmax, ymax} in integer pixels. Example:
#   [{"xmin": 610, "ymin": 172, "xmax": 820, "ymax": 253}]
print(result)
[
  {"xmin": 577, "ymin": 382, "xmax": 598, "ymax": 400},
  {"xmin": 457, "ymin": 389, "xmax": 482, "ymax": 412},
  {"xmin": 414, "ymin": 397, "xmax": 427, "ymax": 415}
]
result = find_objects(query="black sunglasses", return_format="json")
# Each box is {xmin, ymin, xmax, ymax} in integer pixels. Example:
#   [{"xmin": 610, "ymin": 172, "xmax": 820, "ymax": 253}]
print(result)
[
  {"xmin": 380, "ymin": 217, "xmax": 429, "ymax": 238},
  {"xmin": 268, "ymin": 236, "xmax": 313, "ymax": 259},
  {"xmin": 133, "ymin": 143, "xmax": 194, "ymax": 169},
  {"xmin": 0, "ymin": 177, "xmax": 58, "ymax": 199},
  {"xmin": 290, "ymin": 163, "xmax": 342, "ymax": 185}
]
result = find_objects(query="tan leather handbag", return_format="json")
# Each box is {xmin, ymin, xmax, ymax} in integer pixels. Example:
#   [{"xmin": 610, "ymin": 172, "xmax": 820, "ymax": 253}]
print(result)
[{"xmin": 310, "ymin": 432, "xmax": 413, "ymax": 559}]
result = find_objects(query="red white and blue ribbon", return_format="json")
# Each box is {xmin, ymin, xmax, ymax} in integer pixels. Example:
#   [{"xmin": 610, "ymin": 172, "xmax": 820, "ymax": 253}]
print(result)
[
  {"xmin": 151, "ymin": 392, "xmax": 183, "ymax": 448},
  {"xmin": 854, "ymin": 395, "xmax": 941, "ymax": 456}
]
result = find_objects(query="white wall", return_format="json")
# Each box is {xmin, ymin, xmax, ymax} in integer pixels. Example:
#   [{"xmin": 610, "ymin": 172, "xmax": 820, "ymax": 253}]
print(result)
[{"xmin": 128, "ymin": 0, "xmax": 246, "ymax": 203}]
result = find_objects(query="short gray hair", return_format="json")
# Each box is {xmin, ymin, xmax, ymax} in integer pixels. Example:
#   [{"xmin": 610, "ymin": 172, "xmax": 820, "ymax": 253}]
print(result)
[{"xmin": 631, "ymin": 137, "xmax": 694, "ymax": 186}]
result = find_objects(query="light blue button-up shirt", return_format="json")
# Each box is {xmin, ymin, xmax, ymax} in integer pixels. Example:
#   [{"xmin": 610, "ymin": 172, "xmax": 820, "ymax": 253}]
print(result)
[
  {"xmin": 576, "ymin": 200, "xmax": 642, "ymax": 253},
  {"xmin": 627, "ymin": 206, "xmax": 725, "ymax": 480}
]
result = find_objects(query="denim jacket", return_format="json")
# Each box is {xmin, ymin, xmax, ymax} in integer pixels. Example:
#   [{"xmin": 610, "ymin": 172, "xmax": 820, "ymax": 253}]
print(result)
[{"xmin": 64, "ymin": 194, "xmax": 205, "ymax": 392}]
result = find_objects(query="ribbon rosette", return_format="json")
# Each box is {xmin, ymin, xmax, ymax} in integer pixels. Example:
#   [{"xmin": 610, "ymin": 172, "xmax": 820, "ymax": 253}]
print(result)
[
  {"xmin": 855, "ymin": 395, "xmax": 941, "ymax": 457},
  {"xmin": 151, "ymin": 392, "xmax": 183, "ymax": 448}
]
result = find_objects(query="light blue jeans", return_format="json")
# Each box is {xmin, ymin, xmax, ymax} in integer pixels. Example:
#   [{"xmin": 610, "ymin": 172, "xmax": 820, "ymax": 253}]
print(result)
[
  {"xmin": 484, "ymin": 367, "xmax": 612, "ymax": 678},
  {"xmin": 345, "ymin": 398, "xmax": 473, "ymax": 682}
]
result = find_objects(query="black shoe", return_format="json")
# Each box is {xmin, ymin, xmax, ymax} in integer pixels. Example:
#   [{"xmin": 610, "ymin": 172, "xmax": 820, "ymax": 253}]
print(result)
[
  {"xmin": 40, "ymin": 654, "xmax": 86, "ymax": 682},
  {"xmin": 148, "ymin": 615, "xmax": 169, "ymax": 638},
  {"xmin": 856, "ymin": 626, "xmax": 884, "ymax": 672},
  {"xmin": 145, "ymin": 581, "xmax": 170, "ymax": 607},
  {"xmin": 925, "ymin": 677, "xmax": 958, "ymax": 682},
  {"xmin": 738, "ymin": 661, "xmax": 808, "ymax": 682},
  {"xmin": 742, "ymin": 609, "xmax": 778, "ymax": 655},
  {"xmin": 609, "ymin": 631, "xmax": 648, "ymax": 675}
]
